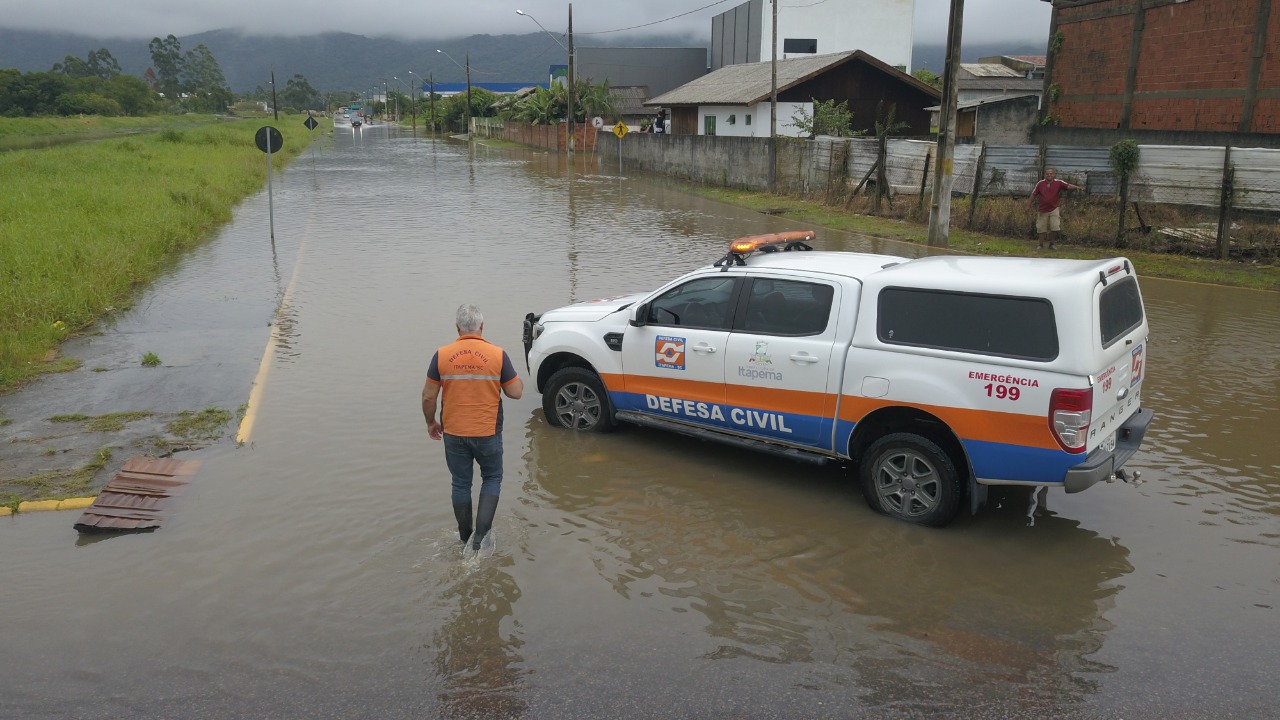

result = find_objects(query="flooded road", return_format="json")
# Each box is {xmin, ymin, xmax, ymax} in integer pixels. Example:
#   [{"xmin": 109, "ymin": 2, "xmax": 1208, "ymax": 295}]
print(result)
[{"xmin": 2, "ymin": 124, "xmax": 1278, "ymax": 718}]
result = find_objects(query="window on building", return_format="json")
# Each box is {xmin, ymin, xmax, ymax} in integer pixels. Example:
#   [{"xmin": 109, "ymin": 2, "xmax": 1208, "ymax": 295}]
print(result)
[
  {"xmin": 783, "ymin": 38, "xmax": 818, "ymax": 54},
  {"xmin": 704, "ymin": 115, "xmax": 716, "ymax": 136}
]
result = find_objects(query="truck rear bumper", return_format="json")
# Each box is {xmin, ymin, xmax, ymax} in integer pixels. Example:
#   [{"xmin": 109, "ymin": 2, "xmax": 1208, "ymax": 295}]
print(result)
[{"xmin": 1063, "ymin": 408, "xmax": 1154, "ymax": 493}]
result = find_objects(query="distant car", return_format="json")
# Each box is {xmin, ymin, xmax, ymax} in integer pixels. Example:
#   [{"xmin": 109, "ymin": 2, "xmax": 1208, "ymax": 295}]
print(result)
[{"xmin": 343, "ymin": 113, "xmax": 351, "ymax": 120}]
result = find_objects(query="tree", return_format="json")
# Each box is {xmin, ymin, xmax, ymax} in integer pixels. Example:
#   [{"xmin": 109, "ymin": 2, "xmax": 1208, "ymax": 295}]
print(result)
[
  {"xmin": 790, "ymin": 98, "xmax": 856, "ymax": 137},
  {"xmin": 148, "ymin": 35, "xmax": 183, "ymax": 99},
  {"xmin": 282, "ymin": 74, "xmax": 322, "ymax": 111},
  {"xmin": 181, "ymin": 44, "xmax": 231, "ymax": 111},
  {"xmin": 912, "ymin": 68, "xmax": 942, "ymax": 90},
  {"xmin": 103, "ymin": 74, "xmax": 157, "ymax": 115},
  {"xmin": 54, "ymin": 49, "xmax": 123, "ymax": 81}
]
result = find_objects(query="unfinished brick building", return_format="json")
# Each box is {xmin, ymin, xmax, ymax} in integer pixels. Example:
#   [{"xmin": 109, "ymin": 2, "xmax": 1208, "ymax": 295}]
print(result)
[{"xmin": 1041, "ymin": 0, "xmax": 1280, "ymax": 145}]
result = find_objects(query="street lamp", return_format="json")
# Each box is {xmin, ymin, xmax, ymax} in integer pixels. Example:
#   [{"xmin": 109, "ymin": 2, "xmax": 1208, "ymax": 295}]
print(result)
[
  {"xmin": 437, "ymin": 49, "xmax": 471, "ymax": 136},
  {"xmin": 517, "ymin": 7, "xmax": 574, "ymax": 153},
  {"xmin": 394, "ymin": 76, "xmax": 411, "ymax": 122},
  {"xmin": 407, "ymin": 70, "xmax": 421, "ymax": 132}
]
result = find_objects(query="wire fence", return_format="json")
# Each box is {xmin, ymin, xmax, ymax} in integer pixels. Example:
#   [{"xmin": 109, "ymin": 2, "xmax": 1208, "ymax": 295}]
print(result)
[{"xmin": 826, "ymin": 137, "xmax": 1280, "ymax": 262}]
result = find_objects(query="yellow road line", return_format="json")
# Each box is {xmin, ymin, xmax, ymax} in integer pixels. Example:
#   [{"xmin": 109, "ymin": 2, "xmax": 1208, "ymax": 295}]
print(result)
[{"xmin": 235, "ymin": 213, "xmax": 315, "ymax": 444}]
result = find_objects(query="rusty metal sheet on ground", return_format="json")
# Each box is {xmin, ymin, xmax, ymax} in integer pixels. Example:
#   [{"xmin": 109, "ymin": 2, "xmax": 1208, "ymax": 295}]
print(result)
[{"xmin": 73, "ymin": 457, "xmax": 201, "ymax": 533}]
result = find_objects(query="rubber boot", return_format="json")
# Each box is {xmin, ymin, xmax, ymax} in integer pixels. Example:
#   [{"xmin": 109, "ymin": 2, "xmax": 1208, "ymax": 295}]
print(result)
[
  {"xmin": 471, "ymin": 493, "xmax": 500, "ymax": 550},
  {"xmin": 453, "ymin": 502, "xmax": 473, "ymax": 544}
]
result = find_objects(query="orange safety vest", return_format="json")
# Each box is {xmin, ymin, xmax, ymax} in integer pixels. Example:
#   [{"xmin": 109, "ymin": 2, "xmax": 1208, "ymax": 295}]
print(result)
[{"xmin": 426, "ymin": 335, "xmax": 517, "ymax": 437}]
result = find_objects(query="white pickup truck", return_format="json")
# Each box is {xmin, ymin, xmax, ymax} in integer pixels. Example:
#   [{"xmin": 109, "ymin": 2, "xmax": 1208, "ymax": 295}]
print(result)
[{"xmin": 522, "ymin": 232, "xmax": 1153, "ymax": 526}]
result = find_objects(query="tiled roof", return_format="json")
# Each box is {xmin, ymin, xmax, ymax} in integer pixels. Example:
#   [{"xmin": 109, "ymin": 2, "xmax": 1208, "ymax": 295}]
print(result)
[{"xmin": 647, "ymin": 50, "xmax": 938, "ymax": 107}]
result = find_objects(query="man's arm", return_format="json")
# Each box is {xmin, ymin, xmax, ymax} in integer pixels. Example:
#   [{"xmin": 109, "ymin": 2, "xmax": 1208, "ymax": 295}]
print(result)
[
  {"xmin": 422, "ymin": 378, "xmax": 443, "ymax": 440},
  {"xmin": 500, "ymin": 351, "xmax": 524, "ymax": 400}
]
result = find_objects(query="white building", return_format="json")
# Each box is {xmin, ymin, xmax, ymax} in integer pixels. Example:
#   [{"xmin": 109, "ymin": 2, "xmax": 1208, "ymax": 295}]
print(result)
[{"xmin": 710, "ymin": 0, "xmax": 915, "ymax": 72}]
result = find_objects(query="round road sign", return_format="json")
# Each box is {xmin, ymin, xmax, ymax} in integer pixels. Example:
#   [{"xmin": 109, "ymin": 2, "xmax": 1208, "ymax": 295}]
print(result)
[{"xmin": 255, "ymin": 126, "xmax": 284, "ymax": 154}]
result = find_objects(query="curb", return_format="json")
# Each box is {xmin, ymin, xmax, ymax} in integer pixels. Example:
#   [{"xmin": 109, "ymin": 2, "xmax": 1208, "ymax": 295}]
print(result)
[{"xmin": 1, "ymin": 496, "xmax": 97, "ymax": 516}]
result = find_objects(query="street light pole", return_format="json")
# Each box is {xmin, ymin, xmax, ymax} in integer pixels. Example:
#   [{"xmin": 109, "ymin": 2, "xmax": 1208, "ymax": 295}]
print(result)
[
  {"xmin": 517, "ymin": 8, "xmax": 574, "ymax": 156},
  {"xmin": 437, "ymin": 49, "xmax": 472, "ymax": 136},
  {"xmin": 567, "ymin": 3, "xmax": 575, "ymax": 154},
  {"xmin": 407, "ymin": 71, "xmax": 420, "ymax": 133}
]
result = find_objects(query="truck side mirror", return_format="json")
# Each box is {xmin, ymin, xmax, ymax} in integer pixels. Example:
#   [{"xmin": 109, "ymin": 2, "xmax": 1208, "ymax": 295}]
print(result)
[{"xmin": 628, "ymin": 304, "xmax": 646, "ymax": 327}]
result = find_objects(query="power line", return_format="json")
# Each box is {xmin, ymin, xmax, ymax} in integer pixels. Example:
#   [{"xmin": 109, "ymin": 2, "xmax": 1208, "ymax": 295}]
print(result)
[{"xmin": 576, "ymin": 0, "xmax": 735, "ymax": 36}]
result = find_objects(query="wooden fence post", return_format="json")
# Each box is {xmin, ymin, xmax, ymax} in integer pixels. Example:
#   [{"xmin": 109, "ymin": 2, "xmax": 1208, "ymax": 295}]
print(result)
[
  {"xmin": 968, "ymin": 142, "xmax": 987, "ymax": 229},
  {"xmin": 1216, "ymin": 144, "xmax": 1234, "ymax": 260},
  {"xmin": 917, "ymin": 149, "xmax": 931, "ymax": 216}
]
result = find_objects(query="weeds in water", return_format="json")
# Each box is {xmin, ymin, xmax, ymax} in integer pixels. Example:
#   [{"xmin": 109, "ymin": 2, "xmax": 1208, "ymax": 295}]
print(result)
[
  {"xmin": 49, "ymin": 411, "xmax": 154, "ymax": 431},
  {"xmin": 5, "ymin": 447, "xmax": 113, "ymax": 499},
  {"xmin": 141, "ymin": 352, "xmax": 162, "ymax": 367},
  {"xmin": 166, "ymin": 407, "xmax": 232, "ymax": 441}
]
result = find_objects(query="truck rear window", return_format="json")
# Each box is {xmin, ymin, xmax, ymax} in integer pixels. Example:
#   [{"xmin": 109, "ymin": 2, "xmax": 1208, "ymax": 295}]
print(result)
[
  {"xmin": 1099, "ymin": 277, "xmax": 1144, "ymax": 348},
  {"xmin": 877, "ymin": 288, "xmax": 1059, "ymax": 361}
]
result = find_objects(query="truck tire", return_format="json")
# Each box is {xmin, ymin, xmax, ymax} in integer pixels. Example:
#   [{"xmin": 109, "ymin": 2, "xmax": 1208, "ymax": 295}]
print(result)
[
  {"xmin": 543, "ymin": 367, "xmax": 616, "ymax": 433},
  {"xmin": 859, "ymin": 433, "xmax": 961, "ymax": 527}
]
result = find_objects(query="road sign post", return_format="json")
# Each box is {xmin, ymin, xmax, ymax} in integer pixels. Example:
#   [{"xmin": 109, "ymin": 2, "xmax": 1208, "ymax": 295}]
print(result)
[
  {"xmin": 255, "ymin": 126, "xmax": 285, "ymax": 241},
  {"xmin": 613, "ymin": 121, "xmax": 628, "ymax": 175}
]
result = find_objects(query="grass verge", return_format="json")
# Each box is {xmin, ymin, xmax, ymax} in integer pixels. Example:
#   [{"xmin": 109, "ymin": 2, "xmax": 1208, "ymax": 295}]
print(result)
[
  {"xmin": 1, "ymin": 117, "xmax": 313, "ymax": 390},
  {"xmin": 688, "ymin": 185, "xmax": 1280, "ymax": 292}
]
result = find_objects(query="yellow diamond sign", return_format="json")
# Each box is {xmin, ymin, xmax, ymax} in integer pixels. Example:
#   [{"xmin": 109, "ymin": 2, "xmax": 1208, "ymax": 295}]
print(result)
[{"xmin": 613, "ymin": 121, "xmax": 629, "ymax": 139}]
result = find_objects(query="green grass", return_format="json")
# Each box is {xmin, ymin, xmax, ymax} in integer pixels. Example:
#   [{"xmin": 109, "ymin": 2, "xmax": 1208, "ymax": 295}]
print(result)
[
  {"xmin": 141, "ymin": 352, "xmax": 162, "ymax": 367},
  {"xmin": 165, "ymin": 408, "xmax": 233, "ymax": 441},
  {"xmin": 1, "ymin": 117, "xmax": 312, "ymax": 389}
]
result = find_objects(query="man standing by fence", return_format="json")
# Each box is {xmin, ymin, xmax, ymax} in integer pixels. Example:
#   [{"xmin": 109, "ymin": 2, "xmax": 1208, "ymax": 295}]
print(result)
[{"xmin": 1030, "ymin": 168, "xmax": 1083, "ymax": 250}]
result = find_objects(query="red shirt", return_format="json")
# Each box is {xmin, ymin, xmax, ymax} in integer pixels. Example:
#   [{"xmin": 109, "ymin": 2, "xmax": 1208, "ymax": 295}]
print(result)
[{"xmin": 1032, "ymin": 179, "xmax": 1071, "ymax": 213}]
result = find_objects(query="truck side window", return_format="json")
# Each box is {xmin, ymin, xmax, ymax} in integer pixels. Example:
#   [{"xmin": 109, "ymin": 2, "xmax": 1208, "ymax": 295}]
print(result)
[
  {"xmin": 740, "ymin": 279, "xmax": 834, "ymax": 336},
  {"xmin": 877, "ymin": 288, "xmax": 1059, "ymax": 361},
  {"xmin": 1099, "ymin": 277, "xmax": 1144, "ymax": 347},
  {"xmin": 646, "ymin": 277, "xmax": 736, "ymax": 330}
]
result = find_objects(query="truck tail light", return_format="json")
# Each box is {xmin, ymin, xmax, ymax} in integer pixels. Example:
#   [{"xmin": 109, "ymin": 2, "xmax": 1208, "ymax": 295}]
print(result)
[{"xmin": 1049, "ymin": 388, "xmax": 1092, "ymax": 453}]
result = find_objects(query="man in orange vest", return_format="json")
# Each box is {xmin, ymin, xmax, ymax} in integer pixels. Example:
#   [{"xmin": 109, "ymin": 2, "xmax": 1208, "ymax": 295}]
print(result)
[{"xmin": 422, "ymin": 304, "xmax": 524, "ymax": 550}]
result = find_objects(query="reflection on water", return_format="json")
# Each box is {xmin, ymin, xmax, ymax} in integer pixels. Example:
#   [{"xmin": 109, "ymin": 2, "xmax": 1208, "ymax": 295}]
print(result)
[
  {"xmin": 1139, "ymin": 280, "xmax": 1280, "ymax": 522},
  {"xmin": 521, "ymin": 414, "xmax": 1132, "ymax": 713},
  {"xmin": 428, "ymin": 556, "xmax": 528, "ymax": 719}
]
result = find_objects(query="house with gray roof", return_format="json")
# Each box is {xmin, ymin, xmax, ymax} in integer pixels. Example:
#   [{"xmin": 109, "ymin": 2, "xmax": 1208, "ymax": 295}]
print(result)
[{"xmin": 645, "ymin": 50, "xmax": 939, "ymax": 137}]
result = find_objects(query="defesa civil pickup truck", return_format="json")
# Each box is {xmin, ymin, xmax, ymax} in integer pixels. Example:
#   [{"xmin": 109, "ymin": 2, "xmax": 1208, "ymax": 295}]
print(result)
[{"xmin": 522, "ymin": 232, "xmax": 1153, "ymax": 527}]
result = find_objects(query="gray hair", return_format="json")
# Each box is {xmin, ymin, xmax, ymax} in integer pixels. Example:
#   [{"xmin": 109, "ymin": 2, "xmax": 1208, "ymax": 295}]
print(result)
[{"xmin": 455, "ymin": 304, "xmax": 484, "ymax": 334}]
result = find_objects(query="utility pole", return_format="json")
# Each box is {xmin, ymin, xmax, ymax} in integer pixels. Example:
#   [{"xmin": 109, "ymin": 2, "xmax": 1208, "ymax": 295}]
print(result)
[
  {"xmin": 430, "ymin": 74, "xmax": 436, "ymax": 134},
  {"xmin": 465, "ymin": 52, "xmax": 472, "ymax": 136},
  {"xmin": 769, "ymin": 0, "xmax": 778, "ymax": 192},
  {"xmin": 270, "ymin": 70, "xmax": 279, "ymax": 121},
  {"xmin": 567, "ymin": 3, "xmax": 576, "ymax": 154},
  {"xmin": 927, "ymin": 0, "xmax": 964, "ymax": 247}
]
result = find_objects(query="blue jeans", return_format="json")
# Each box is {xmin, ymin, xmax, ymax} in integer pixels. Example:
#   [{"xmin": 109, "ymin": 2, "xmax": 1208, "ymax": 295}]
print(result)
[{"xmin": 443, "ymin": 433, "xmax": 504, "ymax": 505}]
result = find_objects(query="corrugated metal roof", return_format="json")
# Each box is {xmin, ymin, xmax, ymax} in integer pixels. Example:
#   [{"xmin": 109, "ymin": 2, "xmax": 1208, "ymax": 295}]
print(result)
[
  {"xmin": 961, "ymin": 63, "xmax": 1026, "ymax": 78},
  {"xmin": 958, "ymin": 78, "xmax": 1043, "ymax": 91},
  {"xmin": 647, "ymin": 51, "xmax": 939, "ymax": 107},
  {"xmin": 73, "ymin": 456, "xmax": 200, "ymax": 533},
  {"xmin": 610, "ymin": 86, "xmax": 652, "ymax": 116}
]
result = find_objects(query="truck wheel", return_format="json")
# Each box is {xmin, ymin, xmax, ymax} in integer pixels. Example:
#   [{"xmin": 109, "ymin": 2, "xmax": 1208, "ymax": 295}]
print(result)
[
  {"xmin": 543, "ymin": 368, "xmax": 616, "ymax": 433},
  {"xmin": 859, "ymin": 433, "xmax": 961, "ymax": 527}
]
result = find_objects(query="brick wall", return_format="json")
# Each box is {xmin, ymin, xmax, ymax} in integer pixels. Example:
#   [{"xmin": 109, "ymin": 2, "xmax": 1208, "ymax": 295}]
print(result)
[{"xmin": 1048, "ymin": 0, "xmax": 1277, "ymax": 135}]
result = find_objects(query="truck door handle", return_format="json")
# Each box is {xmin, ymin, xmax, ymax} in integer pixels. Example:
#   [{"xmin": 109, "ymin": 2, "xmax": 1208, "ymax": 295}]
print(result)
[
  {"xmin": 691, "ymin": 343, "xmax": 717, "ymax": 354},
  {"xmin": 789, "ymin": 353, "xmax": 820, "ymax": 364}
]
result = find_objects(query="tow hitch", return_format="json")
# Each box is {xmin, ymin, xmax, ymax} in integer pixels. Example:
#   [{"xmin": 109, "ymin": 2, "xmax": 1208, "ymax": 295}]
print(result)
[{"xmin": 1110, "ymin": 468, "xmax": 1144, "ymax": 486}]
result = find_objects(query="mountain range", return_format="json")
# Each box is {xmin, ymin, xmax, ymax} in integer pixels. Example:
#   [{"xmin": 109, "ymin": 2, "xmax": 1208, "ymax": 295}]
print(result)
[{"xmin": 0, "ymin": 27, "xmax": 1047, "ymax": 94}]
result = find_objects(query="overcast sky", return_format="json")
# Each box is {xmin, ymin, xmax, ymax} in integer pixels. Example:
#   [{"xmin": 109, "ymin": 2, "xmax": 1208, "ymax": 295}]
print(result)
[{"xmin": 5, "ymin": 0, "xmax": 1051, "ymax": 46}]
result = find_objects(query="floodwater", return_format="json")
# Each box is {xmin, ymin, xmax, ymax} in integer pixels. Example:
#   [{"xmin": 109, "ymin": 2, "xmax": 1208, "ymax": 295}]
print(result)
[{"xmin": 1, "ymin": 124, "xmax": 1278, "ymax": 719}]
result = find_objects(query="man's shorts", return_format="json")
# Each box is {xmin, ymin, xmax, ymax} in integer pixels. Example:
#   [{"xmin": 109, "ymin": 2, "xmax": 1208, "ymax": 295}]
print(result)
[{"xmin": 1036, "ymin": 207, "xmax": 1061, "ymax": 233}]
